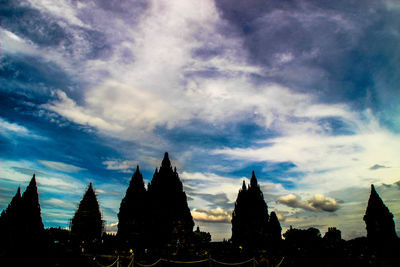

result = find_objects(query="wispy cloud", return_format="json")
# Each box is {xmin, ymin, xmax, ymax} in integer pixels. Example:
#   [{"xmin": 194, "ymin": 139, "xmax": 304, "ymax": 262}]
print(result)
[
  {"xmin": 0, "ymin": 160, "xmax": 85, "ymax": 195},
  {"xmin": 0, "ymin": 118, "xmax": 44, "ymax": 139},
  {"xmin": 102, "ymin": 159, "xmax": 138, "ymax": 173},
  {"xmin": 43, "ymin": 198, "xmax": 76, "ymax": 209},
  {"xmin": 38, "ymin": 160, "xmax": 85, "ymax": 173}
]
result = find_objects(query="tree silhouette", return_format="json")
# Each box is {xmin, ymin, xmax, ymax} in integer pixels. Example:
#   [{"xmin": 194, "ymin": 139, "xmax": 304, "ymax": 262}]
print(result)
[
  {"xmin": 193, "ymin": 226, "xmax": 211, "ymax": 244},
  {"xmin": 231, "ymin": 171, "xmax": 271, "ymax": 249},
  {"xmin": 117, "ymin": 165, "xmax": 148, "ymax": 248},
  {"xmin": 147, "ymin": 152, "xmax": 194, "ymax": 247},
  {"xmin": 363, "ymin": 184, "xmax": 398, "ymax": 244},
  {"xmin": 71, "ymin": 182, "xmax": 104, "ymax": 243}
]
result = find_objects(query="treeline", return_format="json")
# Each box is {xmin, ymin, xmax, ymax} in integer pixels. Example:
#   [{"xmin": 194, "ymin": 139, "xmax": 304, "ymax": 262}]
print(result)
[{"xmin": 1, "ymin": 152, "xmax": 400, "ymax": 266}]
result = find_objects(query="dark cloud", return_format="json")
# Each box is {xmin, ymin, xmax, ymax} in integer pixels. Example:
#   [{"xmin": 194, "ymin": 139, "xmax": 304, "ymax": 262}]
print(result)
[
  {"xmin": 215, "ymin": 0, "xmax": 400, "ymax": 114},
  {"xmin": 277, "ymin": 194, "xmax": 340, "ymax": 212},
  {"xmin": 369, "ymin": 164, "xmax": 389, "ymax": 170},
  {"xmin": 0, "ymin": 55, "xmax": 74, "ymax": 96},
  {"xmin": 91, "ymin": 0, "xmax": 148, "ymax": 17},
  {"xmin": 1, "ymin": 0, "xmax": 113, "ymax": 61},
  {"xmin": 380, "ymin": 180, "xmax": 400, "ymax": 191}
]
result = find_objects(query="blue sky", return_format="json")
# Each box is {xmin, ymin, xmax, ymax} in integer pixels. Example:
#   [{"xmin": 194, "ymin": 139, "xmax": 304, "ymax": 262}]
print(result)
[{"xmin": 1, "ymin": 0, "xmax": 400, "ymax": 241}]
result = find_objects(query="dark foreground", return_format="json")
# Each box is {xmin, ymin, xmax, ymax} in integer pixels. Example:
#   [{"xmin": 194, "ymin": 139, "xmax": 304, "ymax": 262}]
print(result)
[{"xmin": 1, "ymin": 231, "xmax": 399, "ymax": 267}]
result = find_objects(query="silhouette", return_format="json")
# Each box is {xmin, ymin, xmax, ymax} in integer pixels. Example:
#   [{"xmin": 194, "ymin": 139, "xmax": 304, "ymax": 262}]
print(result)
[
  {"xmin": 268, "ymin": 211, "xmax": 282, "ymax": 244},
  {"xmin": 0, "ymin": 187, "xmax": 22, "ymax": 252},
  {"xmin": 147, "ymin": 152, "xmax": 194, "ymax": 249},
  {"xmin": 283, "ymin": 227, "xmax": 323, "ymax": 267},
  {"xmin": 117, "ymin": 165, "xmax": 148, "ymax": 249},
  {"xmin": 0, "ymin": 175, "xmax": 45, "ymax": 246},
  {"xmin": 323, "ymin": 227, "xmax": 341, "ymax": 243},
  {"xmin": 4, "ymin": 162, "xmax": 400, "ymax": 266},
  {"xmin": 20, "ymin": 174, "xmax": 45, "ymax": 239},
  {"xmin": 193, "ymin": 226, "xmax": 211, "ymax": 244},
  {"xmin": 70, "ymin": 182, "xmax": 104, "ymax": 244},
  {"xmin": 0, "ymin": 175, "xmax": 47, "ymax": 267},
  {"xmin": 231, "ymin": 180, "xmax": 249, "ymax": 247},
  {"xmin": 231, "ymin": 171, "xmax": 281, "ymax": 250},
  {"xmin": 363, "ymin": 184, "xmax": 398, "ymax": 244}
]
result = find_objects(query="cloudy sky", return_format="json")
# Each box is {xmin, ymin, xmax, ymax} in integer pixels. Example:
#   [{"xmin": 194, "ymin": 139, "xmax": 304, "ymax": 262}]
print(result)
[{"xmin": 1, "ymin": 0, "xmax": 400, "ymax": 241}]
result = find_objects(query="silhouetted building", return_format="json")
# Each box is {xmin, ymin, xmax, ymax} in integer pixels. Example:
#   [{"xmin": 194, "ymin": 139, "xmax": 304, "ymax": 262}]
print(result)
[
  {"xmin": 147, "ymin": 152, "xmax": 194, "ymax": 247},
  {"xmin": 231, "ymin": 171, "xmax": 280, "ymax": 249},
  {"xmin": 323, "ymin": 227, "xmax": 341, "ymax": 243},
  {"xmin": 363, "ymin": 184, "xmax": 398, "ymax": 244},
  {"xmin": 0, "ymin": 175, "xmax": 46, "ymax": 267},
  {"xmin": 71, "ymin": 182, "xmax": 104, "ymax": 243},
  {"xmin": 268, "ymin": 211, "xmax": 282, "ymax": 243},
  {"xmin": 20, "ymin": 174, "xmax": 45, "ymax": 240},
  {"xmin": 0, "ymin": 186, "xmax": 22, "ymax": 251},
  {"xmin": 117, "ymin": 165, "xmax": 148, "ymax": 248}
]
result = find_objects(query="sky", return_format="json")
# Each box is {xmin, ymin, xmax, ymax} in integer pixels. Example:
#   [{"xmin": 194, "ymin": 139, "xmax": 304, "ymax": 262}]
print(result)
[{"xmin": 1, "ymin": 0, "xmax": 400, "ymax": 241}]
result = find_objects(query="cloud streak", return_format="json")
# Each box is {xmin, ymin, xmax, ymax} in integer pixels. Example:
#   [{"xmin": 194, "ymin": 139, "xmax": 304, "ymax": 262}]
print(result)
[{"xmin": 38, "ymin": 160, "xmax": 85, "ymax": 173}]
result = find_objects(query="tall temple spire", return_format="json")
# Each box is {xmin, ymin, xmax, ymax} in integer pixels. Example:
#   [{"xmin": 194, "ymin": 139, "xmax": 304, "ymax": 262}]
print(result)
[
  {"xmin": 363, "ymin": 184, "xmax": 398, "ymax": 244},
  {"xmin": 161, "ymin": 152, "xmax": 171, "ymax": 169},
  {"xmin": 250, "ymin": 170, "xmax": 258, "ymax": 188},
  {"xmin": 21, "ymin": 174, "xmax": 44, "ymax": 234},
  {"xmin": 232, "ymin": 171, "xmax": 271, "ymax": 249},
  {"xmin": 117, "ymin": 165, "xmax": 147, "ymax": 248},
  {"xmin": 241, "ymin": 180, "xmax": 247, "ymax": 191},
  {"xmin": 71, "ymin": 182, "xmax": 103, "ymax": 242},
  {"xmin": 147, "ymin": 152, "xmax": 194, "ymax": 247}
]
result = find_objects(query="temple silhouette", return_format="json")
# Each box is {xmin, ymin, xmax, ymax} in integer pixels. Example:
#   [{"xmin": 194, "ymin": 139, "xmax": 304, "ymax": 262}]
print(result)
[{"xmin": 1, "ymin": 153, "xmax": 400, "ymax": 266}]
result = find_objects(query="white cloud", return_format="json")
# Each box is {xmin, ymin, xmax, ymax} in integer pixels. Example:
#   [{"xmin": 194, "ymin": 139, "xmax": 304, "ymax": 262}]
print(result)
[
  {"xmin": 34, "ymin": 0, "xmax": 367, "ymax": 152},
  {"xmin": 213, "ymin": 111, "xmax": 400, "ymax": 194},
  {"xmin": 276, "ymin": 52, "xmax": 294, "ymax": 64},
  {"xmin": 192, "ymin": 208, "xmax": 232, "ymax": 223},
  {"xmin": 0, "ymin": 118, "xmax": 44, "ymax": 139},
  {"xmin": 43, "ymin": 90, "xmax": 124, "ymax": 132},
  {"xmin": 277, "ymin": 193, "xmax": 340, "ymax": 212},
  {"xmin": 27, "ymin": 0, "xmax": 87, "ymax": 28},
  {"xmin": 0, "ymin": 118, "xmax": 30, "ymax": 135},
  {"xmin": 0, "ymin": 160, "xmax": 85, "ymax": 195},
  {"xmin": 102, "ymin": 159, "xmax": 138, "ymax": 173},
  {"xmin": 0, "ymin": 29, "xmax": 36, "ymax": 56},
  {"xmin": 38, "ymin": 160, "xmax": 85, "ymax": 173}
]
